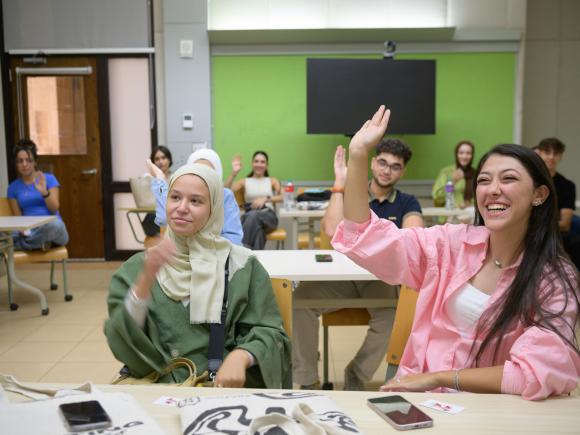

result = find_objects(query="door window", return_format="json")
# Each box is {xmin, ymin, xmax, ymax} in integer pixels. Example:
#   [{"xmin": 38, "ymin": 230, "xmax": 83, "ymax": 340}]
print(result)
[{"xmin": 26, "ymin": 76, "xmax": 88, "ymax": 155}]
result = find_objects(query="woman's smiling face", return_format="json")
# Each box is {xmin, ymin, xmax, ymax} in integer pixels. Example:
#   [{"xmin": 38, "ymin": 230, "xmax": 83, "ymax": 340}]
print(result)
[
  {"xmin": 166, "ymin": 174, "xmax": 211, "ymax": 236},
  {"xmin": 475, "ymin": 154, "xmax": 545, "ymax": 234}
]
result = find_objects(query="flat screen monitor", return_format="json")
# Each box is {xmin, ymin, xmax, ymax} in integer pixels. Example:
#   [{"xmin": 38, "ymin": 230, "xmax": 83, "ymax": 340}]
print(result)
[{"xmin": 307, "ymin": 58, "xmax": 436, "ymax": 135}]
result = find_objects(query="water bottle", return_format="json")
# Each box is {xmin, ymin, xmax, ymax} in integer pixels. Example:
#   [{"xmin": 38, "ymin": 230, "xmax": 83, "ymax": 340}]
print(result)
[
  {"xmin": 445, "ymin": 180, "xmax": 455, "ymax": 210},
  {"xmin": 283, "ymin": 181, "xmax": 295, "ymax": 211}
]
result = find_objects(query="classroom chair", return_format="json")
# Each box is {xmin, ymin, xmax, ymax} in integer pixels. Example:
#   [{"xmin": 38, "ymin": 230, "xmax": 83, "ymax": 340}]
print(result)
[
  {"xmin": 233, "ymin": 188, "xmax": 287, "ymax": 250},
  {"xmin": 318, "ymin": 228, "xmax": 372, "ymax": 390},
  {"xmin": 270, "ymin": 278, "xmax": 293, "ymax": 338},
  {"xmin": 384, "ymin": 285, "xmax": 419, "ymax": 381},
  {"xmin": 0, "ymin": 197, "xmax": 71, "ymax": 311}
]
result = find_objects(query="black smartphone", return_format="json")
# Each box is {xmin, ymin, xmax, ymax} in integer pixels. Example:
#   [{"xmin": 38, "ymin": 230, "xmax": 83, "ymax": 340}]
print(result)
[
  {"xmin": 59, "ymin": 400, "xmax": 112, "ymax": 432},
  {"xmin": 367, "ymin": 395, "xmax": 433, "ymax": 430},
  {"xmin": 315, "ymin": 254, "xmax": 333, "ymax": 262}
]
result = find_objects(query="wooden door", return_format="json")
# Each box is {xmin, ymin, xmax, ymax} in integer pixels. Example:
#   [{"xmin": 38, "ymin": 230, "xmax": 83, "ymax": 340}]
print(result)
[{"xmin": 9, "ymin": 56, "xmax": 105, "ymax": 258}]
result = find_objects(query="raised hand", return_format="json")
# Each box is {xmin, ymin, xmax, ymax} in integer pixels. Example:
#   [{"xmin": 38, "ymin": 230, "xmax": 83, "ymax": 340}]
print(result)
[
  {"xmin": 333, "ymin": 145, "xmax": 347, "ymax": 189},
  {"xmin": 349, "ymin": 106, "xmax": 391, "ymax": 155},
  {"xmin": 146, "ymin": 159, "xmax": 165, "ymax": 180},
  {"xmin": 143, "ymin": 237, "xmax": 177, "ymax": 282},
  {"xmin": 232, "ymin": 154, "xmax": 242, "ymax": 175},
  {"xmin": 33, "ymin": 171, "xmax": 48, "ymax": 196}
]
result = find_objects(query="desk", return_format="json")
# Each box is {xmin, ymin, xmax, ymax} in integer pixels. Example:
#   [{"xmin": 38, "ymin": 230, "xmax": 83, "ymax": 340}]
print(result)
[
  {"xmin": 254, "ymin": 249, "xmax": 391, "ymax": 310},
  {"xmin": 7, "ymin": 383, "xmax": 579, "ymax": 434},
  {"xmin": 278, "ymin": 207, "xmax": 327, "ymax": 250},
  {"xmin": 422, "ymin": 206, "xmax": 474, "ymax": 225},
  {"xmin": 0, "ymin": 215, "xmax": 57, "ymax": 315},
  {"xmin": 118, "ymin": 207, "xmax": 156, "ymax": 244}
]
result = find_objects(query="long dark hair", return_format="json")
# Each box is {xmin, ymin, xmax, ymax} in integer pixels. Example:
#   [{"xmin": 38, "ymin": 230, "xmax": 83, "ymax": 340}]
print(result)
[
  {"xmin": 13, "ymin": 139, "xmax": 39, "ymax": 172},
  {"xmin": 247, "ymin": 150, "xmax": 269, "ymax": 177},
  {"xmin": 471, "ymin": 144, "xmax": 579, "ymax": 365},
  {"xmin": 455, "ymin": 140, "xmax": 475, "ymax": 202}
]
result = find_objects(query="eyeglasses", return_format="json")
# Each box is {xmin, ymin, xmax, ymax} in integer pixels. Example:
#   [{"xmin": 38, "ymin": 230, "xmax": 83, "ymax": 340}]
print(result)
[{"xmin": 375, "ymin": 158, "xmax": 403, "ymax": 173}]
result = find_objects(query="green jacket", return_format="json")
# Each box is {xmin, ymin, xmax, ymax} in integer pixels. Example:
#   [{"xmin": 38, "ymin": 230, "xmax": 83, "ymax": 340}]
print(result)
[
  {"xmin": 432, "ymin": 164, "xmax": 467, "ymax": 207},
  {"xmin": 104, "ymin": 249, "xmax": 291, "ymax": 388}
]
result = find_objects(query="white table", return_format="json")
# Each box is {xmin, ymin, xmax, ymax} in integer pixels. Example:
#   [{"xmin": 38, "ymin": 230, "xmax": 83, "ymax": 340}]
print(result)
[
  {"xmin": 278, "ymin": 206, "xmax": 327, "ymax": 249},
  {"xmin": 0, "ymin": 215, "xmax": 57, "ymax": 315},
  {"xmin": 254, "ymin": 249, "xmax": 391, "ymax": 310},
  {"xmin": 422, "ymin": 206, "xmax": 475, "ymax": 225},
  {"xmin": 7, "ymin": 383, "xmax": 579, "ymax": 434}
]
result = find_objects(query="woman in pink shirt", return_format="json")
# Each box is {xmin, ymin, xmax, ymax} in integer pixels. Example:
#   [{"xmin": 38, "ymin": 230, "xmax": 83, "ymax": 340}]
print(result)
[{"xmin": 333, "ymin": 106, "xmax": 579, "ymax": 400}]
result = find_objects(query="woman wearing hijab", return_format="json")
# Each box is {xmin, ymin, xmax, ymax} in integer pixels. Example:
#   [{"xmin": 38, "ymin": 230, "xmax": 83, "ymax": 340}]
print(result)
[
  {"xmin": 146, "ymin": 148, "xmax": 243, "ymax": 245},
  {"xmin": 105, "ymin": 164, "xmax": 291, "ymax": 388}
]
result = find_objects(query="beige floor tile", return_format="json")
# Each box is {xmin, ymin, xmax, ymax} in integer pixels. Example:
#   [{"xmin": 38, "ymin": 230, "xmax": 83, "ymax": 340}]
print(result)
[
  {"xmin": 40, "ymin": 361, "xmax": 123, "ymax": 384},
  {"xmin": 0, "ymin": 361, "xmax": 56, "ymax": 382},
  {"xmin": 0, "ymin": 341, "xmax": 78, "ymax": 362},
  {"xmin": 84, "ymin": 324, "xmax": 107, "ymax": 342},
  {"xmin": 22, "ymin": 323, "xmax": 95, "ymax": 342},
  {"xmin": 61, "ymin": 341, "xmax": 117, "ymax": 363}
]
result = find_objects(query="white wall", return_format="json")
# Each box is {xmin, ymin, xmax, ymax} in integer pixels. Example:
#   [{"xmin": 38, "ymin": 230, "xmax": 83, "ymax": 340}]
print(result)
[{"xmin": 522, "ymin": 0, "xmax": 580, "ymax": 192}]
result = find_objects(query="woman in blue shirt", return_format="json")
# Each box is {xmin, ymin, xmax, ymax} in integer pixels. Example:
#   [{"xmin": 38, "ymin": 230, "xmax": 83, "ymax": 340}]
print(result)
[
  {"xmin": 146, "ymin": 148, "xmax": 243, "ymax": 245},
  {"xmin": 7, "ymin": 140, "xmax": 69, "ymax": 251}
]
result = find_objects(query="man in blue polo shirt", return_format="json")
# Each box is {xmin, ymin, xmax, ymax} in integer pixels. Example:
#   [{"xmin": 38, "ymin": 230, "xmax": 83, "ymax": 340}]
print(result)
[{"xmin": 293, "ymin": 139, "xmax": 423, "ymax": 390}]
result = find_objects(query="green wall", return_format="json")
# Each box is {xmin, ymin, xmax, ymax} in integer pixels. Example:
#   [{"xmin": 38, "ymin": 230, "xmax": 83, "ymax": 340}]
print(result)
[{"xmin": 212, "ymin": 52, "xmax": 515, "ymax": 181}]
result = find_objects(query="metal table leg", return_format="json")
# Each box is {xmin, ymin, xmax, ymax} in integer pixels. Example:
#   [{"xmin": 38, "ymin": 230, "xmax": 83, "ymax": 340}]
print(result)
[{"xmin": 2, "ymin": 234, "xmax": 49, "ymax": 315}]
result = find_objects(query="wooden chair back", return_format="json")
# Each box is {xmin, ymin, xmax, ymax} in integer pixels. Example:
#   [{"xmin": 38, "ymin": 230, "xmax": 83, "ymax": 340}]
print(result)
[
  {"xmin": 0, "ymin": 198, "xmax": 14, "ymax": 216},
  {"xmin": 385, "ymin": 285, "xmax": 418, "ymax": 366},
  {"xmin": 270, "ymin": 278, "xmax": 292, "ymax": 338}
]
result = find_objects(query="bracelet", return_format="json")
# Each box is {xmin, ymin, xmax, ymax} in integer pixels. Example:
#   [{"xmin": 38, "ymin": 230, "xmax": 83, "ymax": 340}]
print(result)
[
  {"xmin": 42, "ymin": 191, "xmax": 50, "ymax": 198},
  {"xmin": 453, "ymin": 369, "xmax": 462, "ymax": 391},
  {"xmin": 330, "ymin": 186, "xmax": 344, "ymax": 194}
]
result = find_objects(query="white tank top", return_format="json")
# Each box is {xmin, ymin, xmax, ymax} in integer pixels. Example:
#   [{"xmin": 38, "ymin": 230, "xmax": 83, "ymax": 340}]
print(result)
[
  {"xmin": 445, "ymin": 282, "xmax": 491, "ymax": 335},
  {"xmin": 244, "ymin": 177, "xmax": 274, "ymax": 205}
]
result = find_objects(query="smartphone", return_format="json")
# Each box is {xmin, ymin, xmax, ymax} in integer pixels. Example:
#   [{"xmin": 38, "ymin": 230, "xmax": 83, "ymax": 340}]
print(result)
[
  {"xmin": 367, "ymin": 395, "xmax": 433, "ymax": 430},
  {"xmin": 315, "ymin": 254, "xmax": 333, "ymax": 262},
  {"xmin": 59, "ymin": 400, "xmax": 112, "ymax": 432}
]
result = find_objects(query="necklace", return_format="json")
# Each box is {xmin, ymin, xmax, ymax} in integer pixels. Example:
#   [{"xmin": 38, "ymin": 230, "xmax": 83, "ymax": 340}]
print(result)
[{"xmin": 493, "ymin": 259, "xmax": 502, "ymax": 269}]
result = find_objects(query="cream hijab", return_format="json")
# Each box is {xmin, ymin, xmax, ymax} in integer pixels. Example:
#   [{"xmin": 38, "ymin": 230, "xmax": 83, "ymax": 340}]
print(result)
[
  {"xmin": 156, "ymin": 164, "xmax": 231, "ymax": 324},
  {"xmin": 187, "ymin": 148, "xmax": 223, "ymax": 179}
]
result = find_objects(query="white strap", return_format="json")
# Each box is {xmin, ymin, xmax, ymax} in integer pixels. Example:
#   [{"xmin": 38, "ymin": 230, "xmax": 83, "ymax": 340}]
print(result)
[{"xmin": 0, "ymin": 373, "xmax": 95, "ymax": 402}]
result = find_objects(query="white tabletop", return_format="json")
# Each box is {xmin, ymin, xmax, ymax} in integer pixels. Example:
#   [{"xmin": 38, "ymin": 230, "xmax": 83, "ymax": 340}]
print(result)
[
  {"xmin": 8, "ymin": 383, "xmax": 580, "ymax": 435},
  {"xmin": 0, "ymin": 215, "xmax": 57, "ymax": 231},
  {"xmin": 254, "ymin": 249, "xmax": 377, "ymax": 281},
  {"xmin": 278, "ymin": 207, "xmax": 327, "ymax": 219},
  {"xmin": 422, "ymin": 206, "xmax": 474, "ymax": 218}
]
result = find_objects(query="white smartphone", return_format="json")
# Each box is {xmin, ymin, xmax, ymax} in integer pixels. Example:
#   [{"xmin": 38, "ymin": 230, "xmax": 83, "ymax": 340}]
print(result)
[
  {"xmin": 367, "ymin": 395, "xmax": 433, "ymax": 430},
  {"xmin": 59, "ymin": 400, "xmax": 112, "ymax": 432}
]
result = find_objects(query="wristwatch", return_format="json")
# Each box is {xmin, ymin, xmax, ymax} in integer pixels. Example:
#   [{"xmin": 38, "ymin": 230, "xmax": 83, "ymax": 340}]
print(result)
[{"xmin": 42, "ymin": 191, "xmax": 50, "ymax": 198}]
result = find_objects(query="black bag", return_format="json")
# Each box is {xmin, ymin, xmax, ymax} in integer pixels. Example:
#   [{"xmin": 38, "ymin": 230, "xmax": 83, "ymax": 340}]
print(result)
[{"xmin": 296, "ymin": 190, "xmax": 331, "ymax": 202}]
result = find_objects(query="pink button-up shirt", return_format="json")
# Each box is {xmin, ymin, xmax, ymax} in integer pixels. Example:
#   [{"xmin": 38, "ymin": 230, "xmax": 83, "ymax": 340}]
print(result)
[{"xmin": 333, "ymin": 211, "xmax": 580, "ymax": 400}]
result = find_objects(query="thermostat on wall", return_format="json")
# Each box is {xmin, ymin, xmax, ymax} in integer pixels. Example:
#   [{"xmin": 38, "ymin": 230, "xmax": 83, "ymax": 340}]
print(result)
[
  {"xmin": 180, "ymin": 39, "xmax": 193, "ymax": 58},
  {"xmin": 182, "ymin": 113, "xmax": 193, "ymax": 130}
]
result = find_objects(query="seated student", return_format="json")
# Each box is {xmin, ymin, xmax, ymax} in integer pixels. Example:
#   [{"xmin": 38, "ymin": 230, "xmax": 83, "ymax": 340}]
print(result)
[
  {"xmin": 104, "ymin": 164, "xmax": 290, "ymax": 388},
  {"xmin": 334, "ymin": 106, "xmax": 579, "ymax": 400},
  {"xmin": 141, "ymin": 146, "xmax": 174, "ymax": 237},
  {"xmin": 432, "ymin": 140, "xmax": 475, "ymax": 209},
  {"xmin": 146, "ymin": 148, "xmax": 243, "ymax": 245},
  {"xmin": 534, "ymin": 138, "xmax": 580, "ymax": 270},
  {"xmin": 224, "ymin": 151, "xmax": 282, "ymax": 250},
  {"xmin": 7, "ymin": 140, "xmax": 69, "ymax": 251},
  {"xmin": 293, "ymin": 142, "xmax": 423, "ymax": 391}
]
